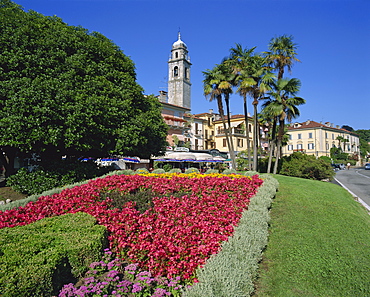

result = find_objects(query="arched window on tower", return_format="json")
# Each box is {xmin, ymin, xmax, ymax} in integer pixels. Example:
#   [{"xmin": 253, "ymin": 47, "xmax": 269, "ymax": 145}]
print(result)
[
  {"xmin": 175, "ymin": 52, "xmax": 178, "ymax": 58},
  {"xmin": 185, "ymin": 67, "xmax": 188, "ymax": 79},
  {"xmin": 174, "ymin": 66, "xmax": 178, "ymax": 77}
]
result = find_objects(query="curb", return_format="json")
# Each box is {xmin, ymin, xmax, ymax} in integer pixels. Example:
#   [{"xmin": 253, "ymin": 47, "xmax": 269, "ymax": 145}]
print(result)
[{"xmin": 334, "ymin": 177, "xmax": 370, "ymax": 213}]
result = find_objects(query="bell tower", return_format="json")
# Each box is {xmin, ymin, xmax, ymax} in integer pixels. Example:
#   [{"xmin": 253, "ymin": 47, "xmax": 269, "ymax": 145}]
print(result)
[{"xmin": 168, "ymin": 32, "xmax": 192, "ymax": 109}]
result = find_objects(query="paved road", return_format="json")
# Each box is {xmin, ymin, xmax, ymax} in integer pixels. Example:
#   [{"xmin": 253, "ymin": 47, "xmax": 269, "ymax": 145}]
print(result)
[{"xmin": 334, "ymin": 167, "xmax": 370, "ymax": 211}]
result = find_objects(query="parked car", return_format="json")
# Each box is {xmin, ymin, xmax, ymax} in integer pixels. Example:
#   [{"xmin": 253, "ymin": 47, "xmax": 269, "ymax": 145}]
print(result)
[
  {"xmin": 365, "ymin": 163, "xmax": 370, "ymax": 170},
  {"xmin": 331, "ymin": 164, "xmax": 340, "ymax": 171},
  {"xmin": 338, "ymin": 163, "xmax": 346, "ymax": 170}
]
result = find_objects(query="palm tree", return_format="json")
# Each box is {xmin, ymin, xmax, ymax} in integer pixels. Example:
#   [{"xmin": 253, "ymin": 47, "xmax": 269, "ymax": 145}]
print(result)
[
  {"xmin": 336, "ymin": 136, "xmax": 344, "ymax": 151},
  {"xmin": 263, "ymin": 35, "xmax": 300, "ymax": 171},
  {"xmin": 259, "ymin": 105, "xmax": 278, "ymax": 173},
  {"xmin": 265, "ymin": 78, "xmax": 305, "ymax": 174},
  {"xmin": 226, "ymin": 47, "xmax": 274, "ymax": 171},
  {"xmin": 217, "ymin": 62, "xmax": 236, "ymax": 149},
  {"xmin": 265, "ymin": 35, "xmax": 300, "ymax": 80},
  {"xmin": 342, "ymin": 138, "xmax": 349, "ymax": 152},
  {"xmin": 247, "ymin": 55, "xmax": 275, "ymax": 171},
  {"xmin": 227, "ymin": 44, "xmax": 256, "ymax": 170},
  {"xmin": 203, "ymin": 65, "xmax": 236, "ymax": 169}
]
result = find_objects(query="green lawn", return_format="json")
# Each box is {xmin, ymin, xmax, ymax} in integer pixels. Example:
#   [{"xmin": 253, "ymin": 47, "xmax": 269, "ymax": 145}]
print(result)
[{"xmin": 255, "ymin": 175, "xmax": 370, "ymax": 297}]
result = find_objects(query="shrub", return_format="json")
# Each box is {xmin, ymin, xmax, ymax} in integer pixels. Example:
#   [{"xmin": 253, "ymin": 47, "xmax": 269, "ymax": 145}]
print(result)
[
  {"xmin": 244, "ymin": 171, "xmax": 259, "ymax": 177},
  {"xmin": 6, "ymin": 160, "xmax": 112, "ymax": 196},
  {"xmin": 169, "ymin": 168, "xmax": 182, "ymax": 173},
  {"xmin": 163, "ymin": 163, "xmax": 172, "ymax": 172},
  {"xmin": 120, "ymin": 169, "xmax": 135, "ymax": 175},
  {"xmin": 101, "ymin": 189, "xmax": 155, "ymax": 214},
  {"xmin": 205, "ymin": 169, "xmax": 218, "ymax": 174},
  {"xmin": 279, "ymin": 152, "xmax": 335, "ymax": 180},
  {"xmin": 185, "ymin": 167, "xmax": 200, "ymax": 174},
  {"xmin": 222, "ymin": 168, "xmax": 237, "ymax": 175},
  {"xmin": 319, "ymin": 156, "xmax": 332, "ymax": 163},
  {"xmin": 135, "ymin": 168, "xmax": 149, "ymax": 174},
  {"xmin": 0, "ymin": 212, "xmax": 107, "ymax": 297},
  {"xmin": 152, "ymin": 168, "xmax": 166, "ymax": 174}
]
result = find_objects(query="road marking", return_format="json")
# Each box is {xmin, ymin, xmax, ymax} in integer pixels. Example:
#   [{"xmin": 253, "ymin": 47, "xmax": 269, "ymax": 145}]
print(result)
[{"xmin": 355, "ymin": 170, "xmax": 370, "ymax": 180}]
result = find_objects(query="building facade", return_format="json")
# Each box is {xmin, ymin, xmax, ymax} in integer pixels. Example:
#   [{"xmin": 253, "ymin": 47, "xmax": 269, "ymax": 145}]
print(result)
[
  {"xmin": 183, "ymin": 114, "xmax": 205, "ymax": 150},
  {"xmin": 194, "ymin": 110, "xmax": 219, "ymax": 150},
  {"xmin": 213, "ymin": 114, "xmax": 255, "ymax": 154},
  {"xmin": 282, "ymin": 120, "xmax": 360, "ymax": 158}
]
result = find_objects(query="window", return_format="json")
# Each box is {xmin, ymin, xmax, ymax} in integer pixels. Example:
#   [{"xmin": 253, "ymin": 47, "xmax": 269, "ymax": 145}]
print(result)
[
  {"xmin": 175, "ymin": 52, "xmax": 178, "ymax": 58},
  {"xmin": 298, "ymin": 134, "xmax": 302, "ymax": 139},
  {"xmin": 174, "ymin": 66, "xmax": 178, "ymax": 77},
  {"xmin": 308, "ymin": 143, "xmax": 314, "ymax": 150},
  {"xmin": 325, "ymin": 132, "xmax": 328, "ymax": 138},
  {"xmin": 238, "ymin": 138, "xmax": 243, "ymax": 147},
  {"xmin": 223, "ymin": 138, "xmax": 227, "ymax": 147},
  {"xmin": 288, "ymin": 145, "xmax": 293, "ymax": 150},
  {"xmin": 326, "ymin": 143, "xmax": 329, "ymax": 150},
  {"xmin": 332, "ymin": 134, "xmax": 334, "ymax": 140},
  {"xmin": 185, "ymin": 67, "xmax": 188, "ymax": 79},
  {"xmin": 289, "ymin": 134, "xmax": 292, "ymax": 140},
  {"xmin": 309, "ymin": 133, "xmax": 312, "ymax": 138},
  {"xmin": 297, "ymin": 144, "xmax": 303, "ymax": 150},
  {"xmin": 249, "ymin": 124, "xmax": 252, "ymax": 133}
]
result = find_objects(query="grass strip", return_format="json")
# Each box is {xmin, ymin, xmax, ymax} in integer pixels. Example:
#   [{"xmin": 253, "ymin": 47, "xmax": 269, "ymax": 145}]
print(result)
[{"xmin": 255, "ymin": 175, "xmax": 370, "ymax": 297}]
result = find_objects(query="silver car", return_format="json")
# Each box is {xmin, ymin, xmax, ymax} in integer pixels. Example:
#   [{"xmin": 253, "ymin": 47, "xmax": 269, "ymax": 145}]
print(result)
[{"xmin": 365, "ymin": 163, "xmax": 370, "ymax": 170}]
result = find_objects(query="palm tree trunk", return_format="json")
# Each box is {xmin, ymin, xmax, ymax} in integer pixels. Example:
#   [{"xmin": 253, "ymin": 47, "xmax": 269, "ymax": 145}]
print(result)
[
  {"xmin": 243, "ymin": 95, "xmax": 252, "ymax": 170},
  {"xmin": 267, "ymin": 117, "xmax": 277, "ymax": 173},
  {"xmin": 217, "ymin": 97, "xmax": 236, "ymax": 169},
  {"xmin": 273, "ymin": 116, "xmax": 285, "ymax": 174},
  {"xmin": 252, "ymin": 99, "xmax": 259, "ymax": 171},
  {"xmin": 224, "ymin": 95, "xmax": 236, "ymax": 168}
]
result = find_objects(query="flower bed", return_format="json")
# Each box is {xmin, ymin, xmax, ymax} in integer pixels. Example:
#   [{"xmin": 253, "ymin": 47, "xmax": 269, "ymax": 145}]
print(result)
[{"xmin": 0, "ymin": 173, "xmax": 263, "ymax": 283}]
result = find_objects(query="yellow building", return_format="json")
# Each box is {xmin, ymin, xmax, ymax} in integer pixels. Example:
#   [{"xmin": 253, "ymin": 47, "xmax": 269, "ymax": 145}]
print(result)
[
  {"xmin": 194, "ymin": 110, "xmax": 218, "ymax": 150},
  {"xmin": 282, "ymin": 120, "xmax": 360, "ymax": 158},
  {"xmin": 212, "ymin": 114, "xmax": 255, "ymax": 154}
]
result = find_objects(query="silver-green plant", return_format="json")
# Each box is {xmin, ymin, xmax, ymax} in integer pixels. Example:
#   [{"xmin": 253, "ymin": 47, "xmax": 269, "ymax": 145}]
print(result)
[
  {"xmin": 182, "ymin": 175, "xmax": 278, "ymax": 297},
  {"xmin": 185, "ymin": 167, "xmax": 200, "ymax": 174},
  {"xmin": 222, "ymin": 168, "xmax": 237, "ymax": 175},
  {"xmin": 135, "ymin": 168, "xmax": 149, "ymax": 174},
  {"xmin": 169, "ymin": 168, "xmax": 182, "ymax": 173},
  {"xmin": 243, "ymin": 171, "xmax": 259, "ymax": 177},
  {"xmin": 151, "ymin": 168, "xmax": 166, "ymax": 174}
]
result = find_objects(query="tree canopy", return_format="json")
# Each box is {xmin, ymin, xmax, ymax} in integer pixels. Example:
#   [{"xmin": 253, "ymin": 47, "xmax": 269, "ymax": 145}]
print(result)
[{"xmin": 0, "ymin": 0, "xmax": 168, "ymax": 160}]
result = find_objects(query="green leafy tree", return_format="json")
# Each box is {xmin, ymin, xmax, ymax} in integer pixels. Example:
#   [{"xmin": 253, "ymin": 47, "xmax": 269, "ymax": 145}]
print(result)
[
  {"xmin": 356, "ymin": 129, "xmax": 370, "ymax": 158},
  {"xmin": 0, "ymin": 0, "xmax": 167, "ymax": 172}
]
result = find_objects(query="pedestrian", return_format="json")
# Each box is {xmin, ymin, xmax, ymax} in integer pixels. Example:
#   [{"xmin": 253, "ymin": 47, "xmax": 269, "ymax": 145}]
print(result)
[{"xmin": 347, "ymin": 162, "xmax": 351, "ymax": 170}]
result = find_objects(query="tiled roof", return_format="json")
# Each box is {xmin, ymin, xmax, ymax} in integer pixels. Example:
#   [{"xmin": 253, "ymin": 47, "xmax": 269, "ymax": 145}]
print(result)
[{"xmin": 288, "ymin": 120, "xmax": 358, "ymax": 135}]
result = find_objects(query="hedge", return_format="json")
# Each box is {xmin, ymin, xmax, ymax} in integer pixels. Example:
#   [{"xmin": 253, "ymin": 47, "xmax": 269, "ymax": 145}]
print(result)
[
  {"xmin": 182, "ymin": 174, "xmax": 278, "ymax": 297},
  {"xmin": 0, "ymin": 212, "xmax": 107, "ymax": 297}
]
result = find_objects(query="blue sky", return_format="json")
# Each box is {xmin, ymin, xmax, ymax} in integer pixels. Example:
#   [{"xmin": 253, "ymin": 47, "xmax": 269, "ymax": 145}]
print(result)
[{"xmin": 15, "ymin": 0, "xmax": 370, "ymax": 130}]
